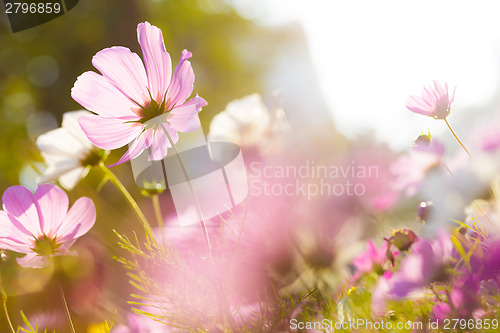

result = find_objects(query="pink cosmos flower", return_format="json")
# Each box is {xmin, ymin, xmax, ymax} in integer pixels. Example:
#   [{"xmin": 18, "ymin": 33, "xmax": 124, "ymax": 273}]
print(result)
[
  {"xmin": 353, "ymin": 240, "xmax": 391, "ymax": 275},
  {"xmin": 406, "ymin": 81, "xmax": 455, "ymax": 119},
  {"xmin": 72, "ymin": 21, "xmax": 207, "ymax": 166},
  {"xmin": 0, "ymin": 184, "xmax": 96, "ymax": 268}
]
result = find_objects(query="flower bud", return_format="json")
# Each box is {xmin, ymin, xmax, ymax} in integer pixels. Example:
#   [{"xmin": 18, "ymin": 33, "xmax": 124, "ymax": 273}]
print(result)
[
  {"xmin": 417, "ymin": 201, "xmax": 434, "ymax": 223},
  {"xmin": 385, "ymin": 228, "xmax": 417, "ymax": 252}
]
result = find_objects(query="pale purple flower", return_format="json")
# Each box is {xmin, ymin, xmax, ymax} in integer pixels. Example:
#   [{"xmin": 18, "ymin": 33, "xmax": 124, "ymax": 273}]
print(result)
[
  {"xmin": 371, "ymin": 271, "xmax": 393, "ymax": 316},
  {"xmin": 388, "ymin": 231, "xmax": 454, "ymax": 298},
  {"xmin": 0, "ymin": 184, "xmax": 96, "ymax": 268},
  {"xmin": 432, "ymin": 274, "xmax": 482, "ymax": 320},
  {"xmin": 72, "ymin": 21, "xmax": 207, "ymax": 166},
  {"xmin": 406, "ymin": 81, "xmax": 455, "ymax": 119}
]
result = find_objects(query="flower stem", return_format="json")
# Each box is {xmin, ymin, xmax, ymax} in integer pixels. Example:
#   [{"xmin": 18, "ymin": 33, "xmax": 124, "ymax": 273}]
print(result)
[
  {"xmin": 156, "ymin": 122, "xmax": 213, "ymax": 258},
  {"xmin": 152, "ymin": 194, "xmax": 164, "ymax": 229},
  {"xmin": 156, "ymin": 121, "xmax": 235, "ymax": 329},
  {"xmin": 444, "ymin": 118, "xmax": 472, "ymax": 158},
  {"xmin": 151, "ymin": 194, "xmax": 165, "ymax": 248},
  {"xmin": 0, "ymin": 273, "xmax": 15, "ymax": 333},
  {"xmin": 60, "ymin": 285, "xmax": 76, "ymax": 333},
  {"xmin": 99, "ymin": 161, "xmax": 153, "ymax": 234}
]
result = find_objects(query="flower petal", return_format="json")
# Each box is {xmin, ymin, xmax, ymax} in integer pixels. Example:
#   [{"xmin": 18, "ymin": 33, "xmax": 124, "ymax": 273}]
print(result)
[
  {"xmin": 2, "ymin": 186, "xmax": 41, "ymax": 236},
  {"xmin": 17, "ymin": 253, "xmax": 48, "ymax": 268},
  {"xmin": 137, "ymin": 22, "xmax": 172, "ymax": 99},
  {"xmin": 58, "ymin": 167, "xmax": 90, "ymax": 190},
  {"xmin": 92, "ymin": 46, "xmax": 149, "ymax": 104},
  {"xmin": 0, "ymin": 211, "xmax": 32, "ymax": 252},
  {"xmin": 72, "ymin": 71, "xmax": 140, "ymax": 118},
  {"xmin": 61, "ymin": 111, "xmax": 96, "ymax": 149},
  {"xmin": 149, "ymin": 125, "xmax": 178, "ymax": 161},
  {"xmin": 109, "ymin": 129, "xmax": 154, "ymax": 166},
  {"xmin": 168, "ymin": 95, "xmax": 206, "ymax": 133},
  {"xmin": 166, "ymin": 49, "xmax": 194, "ymax": 107},
  {"xmin": 56, "ymin": 197, "xmax": 96, "ymax": 239},
  {"xmin": 34, "ymin": 184, "xmax": 69, "ymax": 237},
  {"xmin": 79, "ymin": 115, "xmax": 143, "ymax": 150},
  {"xmin": 37, "ymin": 127, "xmax": 89, "ymax": 160},
  {"xmin": 37, "ymin": 160, "xmax": 83, "ymax": 184}
]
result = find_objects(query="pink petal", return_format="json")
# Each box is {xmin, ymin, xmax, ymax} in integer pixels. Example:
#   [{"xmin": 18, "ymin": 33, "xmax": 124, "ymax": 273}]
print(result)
[
  {"xmin": 79, "ymin": 115, "xmax": 143, "ymax": 150},
  {"xmin": 56, "ymin": 197, "xmax": 96, "ymax": 239},
  {"xmin": 168, "ymin": 95, "xmax": 206, "ymax": 133},
  {"xmin": 34, "ymin": 184, "xmax": 69, "ymax": 237},
  {"xmin": 72, "ymin": 71, "xmax": 139, "ymax": 118},
  {"xmin": 433, "ymin": 80, "xmax": 446, "ymax": 97},
  {"xmin": 449, "ymin": 85, "xmax": 456, "ymax": 103},
  {"xmin": 423, "ymin": 86, "xmax": 437, "ymax": 103},
  {"xmin": 92, "ymin": 47, "xmax": 148, "ymax": 104},
  {"xmin": 0, "ymin": 211, "xmax": 32, "ymax": 252},
  {"xmin": 109, "ymin": 128, "xmax": 154, "ymax": 166},
  {"xmin": 149, "ymin": 125, "xmax": 178, "ymax": 161},
  {"xmin": 2, "ymin": 186, "xmax": 42, "ymax": 236},
  {"xmin": 405, "ymin": 96, "xmax": 432, "ymax": 115},
  {"xmin": 166, "ymin": 49, "xmax": 194, "ymax": 107},
  {"xmin": 17, "ymin": 253, "xmax": 48, "ymax": 268},
  {"xmin": 137, "ymin": 22, "xmax": 172, "ymax": 99}
]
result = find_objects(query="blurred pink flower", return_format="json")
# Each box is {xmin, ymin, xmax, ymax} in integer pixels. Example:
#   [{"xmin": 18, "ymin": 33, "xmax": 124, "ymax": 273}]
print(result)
[
  {"xmin": 0, "ymin": 184, "xmax": 95, "ymax": 268},
  {"xmin": 391, "ymin": 135, "xmax": 445, "ymax": 197},
  {"xmin": 432, "ymin": 273, "xmax": 483, "ymax": 320},
  {"xmin": 406, "ymin": 81, "xmax": 455, "ymax": 119},
  {"xmin": 112, "ymin": 310, "xmax": 173, "ymax": 333},
  {"xmin": 371, "ymin": 232, "xmax": 454, "ymax": 315},
  {"xmin": 387, "ymin": 232, "xmax": 453, "ymax": 298},
  {"xmin": 353, "ymin": 240, "xmax": 390, "ymax": 275},
  {"xmin": 72, "ymin": 21, "xmax": 207, "ymax": 166},
  {"xmin": 371, "ymin": 271, "xmax": 393, "ymax": 316}
]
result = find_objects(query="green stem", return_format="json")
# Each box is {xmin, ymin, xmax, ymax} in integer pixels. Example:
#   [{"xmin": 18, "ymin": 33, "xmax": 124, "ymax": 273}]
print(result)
[
  {"xmin": 99, "ymin": 161, "xmax": 153, "ymax": 234},
  {"xmin": 0, "ymin": 273, "xmax": 15, "ymax": 333},
  {"xmin": 151, "ymin": 194, "xmax": 165, "ymax": 248},
  {"xmin": 152, "ymin": 194, "xmax": 164, "ymax": 229},
  {"xmin": 156, "ymin": 122, "xmax": 214, "ymax": 259},
  {"xmin": 444, "ymin": 118, "xmax": 472, "ymax": 158},
  {"xmin": 60, "ymin": 285, "xmax": 76, "ymax": 333}
]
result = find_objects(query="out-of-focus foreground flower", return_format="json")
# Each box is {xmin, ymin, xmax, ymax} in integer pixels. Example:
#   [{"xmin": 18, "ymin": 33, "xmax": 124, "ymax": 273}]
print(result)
[
  {"xmin": 72, "ymin": 21, "xmax": 207, "ymax": 166},
  {"xmin": 405, "ymin": 80, "xmax": 455, "ymax": 119},
  {"xmin": 353, "ymin": 240, "xmax": 392, "ymax": 275},
  {"xmin": 36, "ymin": 110, "xmax": 105, "ymax": 190},
  {"xmin": 0, "ymin": 184, "xmax": 96, "ymax": 268},
  {"xmin": 391, "ymin": 134, "xmax": 446, "ymax": 197}
]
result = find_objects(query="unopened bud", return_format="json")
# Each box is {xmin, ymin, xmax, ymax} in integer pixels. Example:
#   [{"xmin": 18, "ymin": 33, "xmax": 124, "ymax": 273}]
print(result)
[
  {"xmin": 417, "ymin": 201, "xmax": 434, "ymax": 223},
  {"xmin": 385, "ymin": 228, "xmax": 417, "ymax": 252}
]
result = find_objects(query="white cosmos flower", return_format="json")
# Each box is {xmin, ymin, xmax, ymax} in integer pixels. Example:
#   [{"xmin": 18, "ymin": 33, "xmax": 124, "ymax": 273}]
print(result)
[
  {"xmin": 207, "ymin": 93, "xmax": 289, "ymax": 154},
  {"xmin": 36, "ymin": 110, "xmax": 105, "ymax": 190}
]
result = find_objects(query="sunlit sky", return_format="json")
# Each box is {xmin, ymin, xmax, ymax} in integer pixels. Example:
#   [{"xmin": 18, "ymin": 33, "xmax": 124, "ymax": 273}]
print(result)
[{"xmin": 231, "ymin": 0, "xmax": 500, "ymax": 150}]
